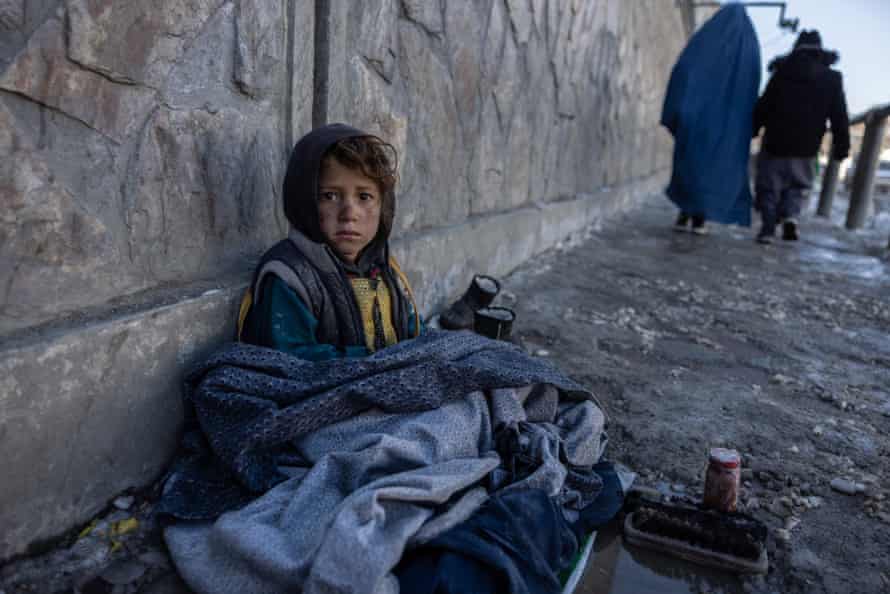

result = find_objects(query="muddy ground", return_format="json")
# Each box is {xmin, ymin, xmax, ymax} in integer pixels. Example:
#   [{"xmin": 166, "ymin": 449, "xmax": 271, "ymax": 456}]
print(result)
[
  {"xmin": 502, "ymin": 197, "xmax": 890, "ymax": 593},
  {"xmin": 2, "ymin": 195, "xmax": 889, "ymax": 594}
]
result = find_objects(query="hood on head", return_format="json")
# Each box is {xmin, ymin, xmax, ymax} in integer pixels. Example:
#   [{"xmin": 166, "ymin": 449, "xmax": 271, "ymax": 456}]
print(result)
[
  {"xmin": 282, "ymin": 123, "xmax": 395, "ymax": 249},
  {"xmin": 768, "ymin": 28, "xmax": 838, "ymax": 77},
  {"xmin": 767, "ymin": 50, "xmax": 839, "ymax": 81},
  {"xmin": 793, "ymin": 29, "xmax": 823, "ymax": 52}
]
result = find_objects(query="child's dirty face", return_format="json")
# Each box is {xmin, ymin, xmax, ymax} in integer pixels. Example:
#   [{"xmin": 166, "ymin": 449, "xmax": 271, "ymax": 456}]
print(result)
[{"xmin": 317, "ymin": 157, "xmax": 382, "ymax": 264}]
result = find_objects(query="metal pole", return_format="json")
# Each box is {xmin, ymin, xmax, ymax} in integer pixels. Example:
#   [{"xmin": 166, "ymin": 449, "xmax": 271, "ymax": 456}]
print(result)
[
  {"xmin": 816, "ymin": 159, "xmax": 840, "ymax": 217},
  {"xmin": 846, "ymin": 114, "xmax": 888, "ymax": 229},
  {"xmin": 690, "ymin": 2, "xmax": 798, "ymax": 31}
]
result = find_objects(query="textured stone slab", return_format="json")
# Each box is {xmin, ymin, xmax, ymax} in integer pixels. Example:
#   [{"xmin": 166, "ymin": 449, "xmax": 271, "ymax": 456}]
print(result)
[
  {"xmin": 392, "ymin": 21, "xmax": 468, "ymax": 232},
  {"xmin": 0, "ymin": 16, "xmax": 157, "ymax": 142},
  {"xmin": 395, "ymin": 170, "xmax": 668, "ymax": 315},
  {"xmin": 357, "ymin": 0, "xmax": 397, "ymax": 82},
  {"xmin": 124, "ymin": 106, "xmax": 284, "ymax": 282},
  {"xmin": 0, "ymin": 286, "xmax": 242, "ymax": 560},
  {"xmin": 234, "ymin": 0, "xmax": 287, "ymax": 98},
  {"xmin": 0, "ymin": 148, "xmax": 125, "ymax": 337},
  {"xmin": 401, "ymin": 0, "xmax": 442, "ymax": 34},
  {"xmin": 506, "ymin": 0, "xmax": 533, "ymax": 44},
  {"xmin": 444, "ymin": 1, "xmax": 484, "ymax": 127},
  {"xmin": 0, "ymin": 0, "xmax": 24, "ymax": 30},
  {"xmin": 0, "ymin": 0, "xmax": 56, "ymax": 71},
  {"xmin": 66, "ymin": 0, "xmax": 218, "ymax": 87}
]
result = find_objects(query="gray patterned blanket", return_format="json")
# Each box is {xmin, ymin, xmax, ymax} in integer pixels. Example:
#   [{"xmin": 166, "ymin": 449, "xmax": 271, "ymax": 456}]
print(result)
[{"xmin": 161, "ymin": 330, "xmax": 607, "ymax": 594}]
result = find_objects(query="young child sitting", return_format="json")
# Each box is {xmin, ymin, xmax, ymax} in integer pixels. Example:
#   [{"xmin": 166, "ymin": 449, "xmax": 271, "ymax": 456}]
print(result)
[{"xmin": 237, "ymin": 123, "xmax": 420, "ymax": 360}]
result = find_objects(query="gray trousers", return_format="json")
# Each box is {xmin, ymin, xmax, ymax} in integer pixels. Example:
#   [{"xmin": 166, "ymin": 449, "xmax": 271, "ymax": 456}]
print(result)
[{"xmin": 755, "ymin": 153, "xmax": 815, "ymax": 230}]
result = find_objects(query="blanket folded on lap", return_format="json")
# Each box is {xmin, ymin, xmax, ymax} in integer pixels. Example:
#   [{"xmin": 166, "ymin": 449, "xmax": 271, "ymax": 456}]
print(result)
[{"xmin": 159, "ymin": 330, "xmax": 613, "ymax": 594}]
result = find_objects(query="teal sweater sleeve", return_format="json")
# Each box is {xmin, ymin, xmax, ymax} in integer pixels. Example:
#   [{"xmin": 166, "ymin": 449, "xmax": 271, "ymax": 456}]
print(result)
[
  {"xmin": 255, "ymin": 276, "xmax": 369, "ymax": 361},
  {"xmin": 408, "ymin": 308, "xmax": 423, "ymax": 337}
]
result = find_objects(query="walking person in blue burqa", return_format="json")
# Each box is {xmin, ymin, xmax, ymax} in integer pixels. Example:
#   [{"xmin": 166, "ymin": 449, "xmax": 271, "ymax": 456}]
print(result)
[{"xmin": 661, "ymin": 4, "xmax": 761, "ymax": 235}]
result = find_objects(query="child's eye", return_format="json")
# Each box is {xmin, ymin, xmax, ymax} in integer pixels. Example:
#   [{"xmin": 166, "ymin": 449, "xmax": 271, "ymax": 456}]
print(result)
[
  {"xmin": 359, "ymin": 192, "xmax": 377, "ymax": 202},
  {"xmin": 319, "ymin": 191, "xmax": 339, "ymax": 202}
]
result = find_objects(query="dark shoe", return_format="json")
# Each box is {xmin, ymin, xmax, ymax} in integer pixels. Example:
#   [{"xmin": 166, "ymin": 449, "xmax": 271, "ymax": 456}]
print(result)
[
  {"xmin": 756, "ymin": 228, "xmax": 774, "ymax": 244},
  {"xmin": 782, "ymin": 219, "xmax": 799, "ymax": 241},
  {"xmin": 690, "ymin": 215, "xmax": 708, "ymax": 235},
  {"xmin": 440, "ymin": 275, "xmax": 501, "ymax": 330},
  {"xmin": 673, "ymin": 213, "xmax": 691, "ymax": 232}
]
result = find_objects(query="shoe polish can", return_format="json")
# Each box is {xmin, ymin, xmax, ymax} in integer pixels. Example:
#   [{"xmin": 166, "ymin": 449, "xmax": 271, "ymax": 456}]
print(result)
[
  {"xmin": 703, "ymin": 447, "xmax": 741, "ymax": 512},
  {"xmin": 474, "ymin": 307, "xmax": 515, "ymax": 340}
]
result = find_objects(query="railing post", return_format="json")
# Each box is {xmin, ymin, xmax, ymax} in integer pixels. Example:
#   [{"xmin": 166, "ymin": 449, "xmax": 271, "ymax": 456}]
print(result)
[
  {"xmin": 816, "ymin": 158, "xmax": 840, "ymax": 217},
  {"xmin": 846, "ymin": 113, "xmax": 888, "ymax": 229}
]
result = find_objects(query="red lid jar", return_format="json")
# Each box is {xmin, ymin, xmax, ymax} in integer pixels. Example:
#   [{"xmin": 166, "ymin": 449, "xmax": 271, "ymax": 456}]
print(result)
[{"xmin": 703, "ymin": 447, "xmax": 741, "ymax": 512}]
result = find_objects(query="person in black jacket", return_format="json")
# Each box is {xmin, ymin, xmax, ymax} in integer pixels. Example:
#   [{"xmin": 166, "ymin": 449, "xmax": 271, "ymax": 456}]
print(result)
[{"xmin": 752, "ymin": 30, "xmax": 850, "ymax": 243}]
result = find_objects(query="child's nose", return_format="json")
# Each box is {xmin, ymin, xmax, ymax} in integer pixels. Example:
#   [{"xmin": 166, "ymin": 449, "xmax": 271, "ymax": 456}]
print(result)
[{"xmin": 338, "ymin": 197, "xmax": 359, "ymax": 220}]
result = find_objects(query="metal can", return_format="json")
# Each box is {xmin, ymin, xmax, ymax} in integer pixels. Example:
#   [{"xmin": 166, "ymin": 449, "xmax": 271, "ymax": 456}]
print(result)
[{"xmin": 703, "ymin": 447, "xmax": 741, "ymax": 512}]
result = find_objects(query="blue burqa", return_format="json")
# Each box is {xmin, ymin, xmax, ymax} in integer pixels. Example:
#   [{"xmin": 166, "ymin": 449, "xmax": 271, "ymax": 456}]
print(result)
[{"xmin": 661, "ymin": 4, "xmax": 761, "ymax": 226}]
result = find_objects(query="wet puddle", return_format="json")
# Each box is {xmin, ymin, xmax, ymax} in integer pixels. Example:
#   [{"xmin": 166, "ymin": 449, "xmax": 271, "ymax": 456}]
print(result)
[
  {"xmin": 575, "ymin": 521, "xmax": 746, "ymax": 594},
  {"xmin": 795, "ymin": 245, "xmax": 887, "ymax": 280}
]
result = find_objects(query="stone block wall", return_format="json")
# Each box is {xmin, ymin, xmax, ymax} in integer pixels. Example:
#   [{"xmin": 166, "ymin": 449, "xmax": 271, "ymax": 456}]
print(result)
[
  {"xmin": 325, "ymin": 1, "xmax": 687, "ymax": 311},
  {"xmin": 0, "ymin": 0, "xmax": 689, "ymax": 559},
  {"xmin": 1, "ymin": 0, "xmax": 313, "ymax": 337}
]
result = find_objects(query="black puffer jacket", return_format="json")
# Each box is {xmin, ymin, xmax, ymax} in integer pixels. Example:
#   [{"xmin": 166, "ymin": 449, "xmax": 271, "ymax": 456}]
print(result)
[{"xmin": 753, "ymin": 51, "xmax": 850, "ymax": 160}]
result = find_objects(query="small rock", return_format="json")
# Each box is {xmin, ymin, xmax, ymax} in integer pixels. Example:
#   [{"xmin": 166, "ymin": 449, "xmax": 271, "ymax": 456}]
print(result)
[
  {"xmin": 878, "ymin": 512, "xmax": 890, "ymax": 525},
  {"xmin": 812, "ymin": 425, "xmax": 824, "ymax": 437},
  {"xmin": 785, "ymin": 516, "xmax": 800, "ymax": 531},
  {"xmin": 830, "ymin": 478, "xmax": 859, "ymax": 495},
  {"xmin": 768, "ymin": 499, "xmax": 791, "ymax": 518},
  {"xmin": 789, "ymin": 445, "xmax": 800, "ymax": 454},
  {"xmin": 534, "ymin": 349, "xmax": 550, "ymax": 357},
  {"xmin": 113, "ymin": 496, "xmax": 135, "ymax": 511},
  {"xmin": 774, "ymin": 528, "xmax": 791, "ymax": 542},
  {"xmin": 770, "ymin": 373, "xmax": 793, "ymax": 385}
]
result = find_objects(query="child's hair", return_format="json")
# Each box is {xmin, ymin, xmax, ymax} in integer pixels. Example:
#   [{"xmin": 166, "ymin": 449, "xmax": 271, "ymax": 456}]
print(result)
[{"xmin": 321, "ymin": 136, "xmax": 399, "ymax": 239}]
